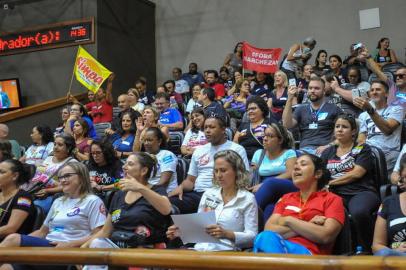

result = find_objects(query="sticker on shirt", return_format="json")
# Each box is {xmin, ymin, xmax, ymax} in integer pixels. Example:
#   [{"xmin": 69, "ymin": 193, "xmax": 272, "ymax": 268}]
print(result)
[
  {"xmin": 112, "ymin": 209, "xmax": 121, "ymax": 223},
  {"xmin": 135, "ymin": 225, "xmax": 151, "ymax": 238},
  {"xmin": 198, "ymin": 153, "xmax": 210, "ymax": 166},
  {"xmin": 52, "ymin": 226, "xmax": 64, "ymax": 232},
  {"xmin": 17, "ymin": 197, "xmax": 32, "ymax": 207},
  {"xmin": 202, "ymin": 196, "xmax": 221, "ymax": 212},
  {"xmin": 317, "ymin": 112, "xmax": 328, "ymax": 121},
  {"xmin": 122, "ymin": 141, "xmax": 130, "ymax": 146},
  {"xmin": 286, "ymin": 205, "xmax": 301, "ymax": 213},
  {"xmin": 309, "ymin": 123, "xmax": 318, "ymax": 129},
  {"xmin": 162, "ymin": 155, "xmax": 174, "ymax": 165},
  {"xmin": 66, "ymin": 207, "xmax": 80, "ymax": 217}
]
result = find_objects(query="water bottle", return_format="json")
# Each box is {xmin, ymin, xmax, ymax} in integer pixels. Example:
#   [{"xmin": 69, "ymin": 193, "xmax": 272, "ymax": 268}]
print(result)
[{"xmin": 355, "ymin": 245, "xmax": 363, "ymax": 255}]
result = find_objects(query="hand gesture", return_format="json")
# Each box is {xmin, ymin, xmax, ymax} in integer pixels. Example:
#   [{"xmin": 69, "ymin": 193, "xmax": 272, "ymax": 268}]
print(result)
[
  {"xmin": 353, "ymin": 97, "xmax": 372, "ymax": 111},
  {"xmin": 136, "ymin": 117, "xmax": 146, "ymax": 132},
  {"xmin": 104, "ymin": 128, "xmax": 116, "ymax": 136},
  {"xmin": 168, "ymin": 185, "xmax": 183, "ymax": 200},
  {"xmin": 267, "ymin": 98, "xmax": 273, "ymax": 109},
  {"xmin": 118, "ymin": 177, "xmax": 144, "ymax": 192},
  {"xmin": 315, "ymin": 144, "xmax": 329, "ymax": 156},
  {"xmin": 287, "ymin": 85, "xmax": 298, "ymax": 100},
  {"xmin": 108, "ymin": 73, "xmax": 115, "ymax": 82},
  {"xmin": 166, "ymin": 225, "xmax": 180, "ymax": 240},
  {"xmin": 330, "ymin": 77, "xmax": 339, "ymax": 92}
]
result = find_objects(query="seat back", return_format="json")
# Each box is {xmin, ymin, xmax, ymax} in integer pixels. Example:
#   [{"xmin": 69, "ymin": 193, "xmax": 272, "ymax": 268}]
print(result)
[
  {"xmin": 382, "ymin": 62, "xmax": 405, "ymax": 74},
  {"xmin": 332, "ymin": 208, "xmax": 352, "ymax": 255},
  {"xmin": 94, "ymin": 122, "xmax": 111, "ymax": 140},
  {"xmin": 358, "ymin": 65, "xmax": 370, "ymax": 82},
  {"xmin": 176, "ymin": 157, "xmax": 190, "ymax": 185},
  {"xmin": 369, "ymin": 145, "xmax": 389, "ymax": 199},
  {"xmin": 168, "ymin": 131, "xmax": 184, "ymax": 155},
  {"xmin": 225, "ymin": 127, "xmax": 234, "ymax": 141},
  {"xmin": 113, "ymin": 107, "xmax": 121, "ymax": 120},
  {"xmin": 32, "ymin": 204, "xmax": 46, "ymax": 231}
]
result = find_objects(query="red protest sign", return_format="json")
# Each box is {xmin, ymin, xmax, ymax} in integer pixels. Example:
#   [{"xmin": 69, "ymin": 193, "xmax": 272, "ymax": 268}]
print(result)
[{"xmin": 242, "ymin": 42, "xmax": 282, "ymax": 73}]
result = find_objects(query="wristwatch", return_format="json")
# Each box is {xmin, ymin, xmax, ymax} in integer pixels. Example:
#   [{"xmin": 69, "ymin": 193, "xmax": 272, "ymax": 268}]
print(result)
[{"xmin": 366, "ymin": 107, "xmax": 375, "ymax": 115}]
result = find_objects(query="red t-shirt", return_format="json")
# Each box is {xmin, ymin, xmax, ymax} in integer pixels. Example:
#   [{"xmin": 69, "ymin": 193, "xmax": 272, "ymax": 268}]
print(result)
[
  {"xmin": 87, "ymin": 100, "xmax": 113, "ymax": 124},
  {"xmin": 273, "ymin": 191, "xmax": 345, "ymax": 255},
  {"xmin": 204, "ymin": 83, "xmax": 225, "ymax": 99}
]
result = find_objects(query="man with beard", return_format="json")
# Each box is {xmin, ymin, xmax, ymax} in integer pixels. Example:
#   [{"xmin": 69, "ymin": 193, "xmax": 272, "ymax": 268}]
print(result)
[
  {"xmin": 182, "ymin": 62, "xmax": 205, "ymax": 87},
  {"xmin": 168, "ymin": 116, "xmax": 249, "ymax": 214},
  {"xmin": 282, "ymin": 76, "xmax": 343, "ymax": 155},
  {"xmin": 203, "ymin": 70, "xmax": 226, "ymax": 100},
  {"xmin": 354, "ymin": 80, "xmax": 404, "ymax": 172}
]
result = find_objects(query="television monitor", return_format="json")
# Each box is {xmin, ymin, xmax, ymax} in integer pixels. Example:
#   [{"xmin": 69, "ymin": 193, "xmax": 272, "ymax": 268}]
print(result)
[{"xmin": 0, "ymin": 78, "xmax": 22, "ymax": 112}]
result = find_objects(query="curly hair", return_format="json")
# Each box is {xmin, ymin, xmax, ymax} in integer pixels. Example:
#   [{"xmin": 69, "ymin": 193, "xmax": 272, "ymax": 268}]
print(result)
[
  {"xmin": 246, "ymin": 95, "xmax": 269, "ymax": 119},
  {"xmin": 89, "ymin": 139, "xmax": 119, "ymax": 167},
  {"xmin": 212, "ymin": 150, "xmax": 250, "ymax": 190}
]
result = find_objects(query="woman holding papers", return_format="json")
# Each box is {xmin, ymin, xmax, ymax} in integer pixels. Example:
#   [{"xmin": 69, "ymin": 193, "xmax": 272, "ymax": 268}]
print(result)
[
  {"xmin": 167, "ymin": 150, "xmax": 258, "ymax": 251},
  {"xmin": 254, "ymin": 154, "xmax": 345, "ymax": 255},
  {"xmin": 82, "ymin": 152, "xmax": 171, "ymax": 249}
]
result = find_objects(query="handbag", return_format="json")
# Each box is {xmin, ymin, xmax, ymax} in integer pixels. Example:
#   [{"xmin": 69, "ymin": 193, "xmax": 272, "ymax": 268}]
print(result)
[
  {"xmin": 251, "ymin": 149, "xmax": 266, "ymax": 187},
  {"xmin": 110, "ymin": 230, "xmax": 147, "ymax": 248}
]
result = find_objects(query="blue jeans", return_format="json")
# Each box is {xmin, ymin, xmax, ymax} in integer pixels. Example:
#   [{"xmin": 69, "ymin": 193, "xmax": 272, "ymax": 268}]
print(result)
[
  {"xmin": 255, "ymin": 177, "xmax": 298, "ymax": 221},
  {"xmin": 374, "ymin": 248, "xmax": 406, "ymax": 256},
  {"xmin": 254, "ymin": 231, "xmax": 311, "ymax": 255}
]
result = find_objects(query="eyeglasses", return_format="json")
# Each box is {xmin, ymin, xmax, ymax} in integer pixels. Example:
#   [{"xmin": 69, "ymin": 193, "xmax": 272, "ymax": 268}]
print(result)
[
  {"xmin": 247, "ymin": 107, "xmax": 259, "ymax": 111},
  {"xmin": 91, "ymin": 151, "xmax": 103, "ymax": 156},
  {"xmin": 395, "ymin": 74, "xmax": 406, "ymax": 79},
  {"xmin": 58, "ymin": 173, "xmax": 78, "ymax": 181}
]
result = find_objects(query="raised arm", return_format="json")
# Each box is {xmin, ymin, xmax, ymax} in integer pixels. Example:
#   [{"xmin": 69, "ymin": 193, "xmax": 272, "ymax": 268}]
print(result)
[{"xmin": 282, "ymin": 86, "xmax": 299, "ymax": 129}]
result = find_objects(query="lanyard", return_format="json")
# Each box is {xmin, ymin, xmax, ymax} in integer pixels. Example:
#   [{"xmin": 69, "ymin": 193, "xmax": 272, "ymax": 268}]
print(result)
[{"xmin": 309, "ymin": 102, "xmax": 326, "ymax": 123}]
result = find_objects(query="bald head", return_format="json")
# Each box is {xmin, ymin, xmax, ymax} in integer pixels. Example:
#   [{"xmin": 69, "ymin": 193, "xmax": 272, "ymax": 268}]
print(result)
[
  {"xmin": 0, "ymin": 124, "xmax": 9, "ymax": 139},
  {"xmin": 117, "ymin": 94, "xmax": 130, "ymax": 110}
]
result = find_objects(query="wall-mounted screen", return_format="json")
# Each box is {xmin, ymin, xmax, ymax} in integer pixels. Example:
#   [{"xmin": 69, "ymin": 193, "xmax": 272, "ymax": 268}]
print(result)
[{"xmin": 0, "ymin": 78, "xmax": 22, "ymax": 112}]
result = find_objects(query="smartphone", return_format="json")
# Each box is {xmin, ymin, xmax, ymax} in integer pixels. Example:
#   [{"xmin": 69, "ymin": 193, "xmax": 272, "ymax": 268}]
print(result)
[
  {"xmin": 351, "ymin": 87, "xmax": 368, "ymax": 99},
  {"xmin": 288, "ymin": 78, "xmax": 297, "ymax": 87}
]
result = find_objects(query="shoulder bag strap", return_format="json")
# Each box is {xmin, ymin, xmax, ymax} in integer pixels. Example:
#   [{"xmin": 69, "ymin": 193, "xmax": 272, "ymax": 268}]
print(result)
[
  {"xmin": 249, "ymin": 123, "xmax": 264, "ymax": 147},
  {"xmin": 38, "ymin": 157, "xmax": 74, "ymax": 189},
  {"xmin": 0, "ymin": 194, "xmax": 16, "ymax": 224}
]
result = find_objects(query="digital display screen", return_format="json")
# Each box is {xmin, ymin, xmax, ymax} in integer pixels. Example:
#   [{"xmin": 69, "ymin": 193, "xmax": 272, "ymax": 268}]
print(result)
[
  {"xmin": 0, "ymin": 17, "xmax": 94, "ymax": 56},
  {"xmin": 0, "ymin": 78, "xmax": 22, "ymax": 111}
]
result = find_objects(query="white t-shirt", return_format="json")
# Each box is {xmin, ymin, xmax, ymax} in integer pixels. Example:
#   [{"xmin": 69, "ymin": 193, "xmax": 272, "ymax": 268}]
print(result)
[
  {"xmin": 44, "ymin": 194, "xmax": 106, "ymax": 242},
  {"xmin": 25, "ymin": 142, "xmax": 54, "ymax": 166},
  {"xmin": 182, "ymin": 129, "xmax": 207, "ymax": 149},
  {"xmin": 148, "ymin": 150, "xmax": 178, "ymax": 193},
  {"xmin": 189, "ymin": 141, "xmax": 249, "ymax": 192},
  {"xmin": 175, "ymin": 79, "xmax": 190, "ymax": 94},
  {"xmin": 186, "ymin": 99, "xmax": 201, "ymax": 113},
  {"xmin": 359, "ymin": 105, "xmax": 404, "ymax": 153}
]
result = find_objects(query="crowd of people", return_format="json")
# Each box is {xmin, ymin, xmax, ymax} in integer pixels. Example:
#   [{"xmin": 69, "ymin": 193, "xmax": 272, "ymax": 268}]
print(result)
[{"xmin": 0, "ymin": 35, "xmax": 405, "ymax": 269}]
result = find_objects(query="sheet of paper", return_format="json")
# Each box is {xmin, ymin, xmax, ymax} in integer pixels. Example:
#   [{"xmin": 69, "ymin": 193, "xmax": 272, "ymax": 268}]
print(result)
[{"xmin": 171, "ymin": 211, "xmax": 222, "ymax": 244}]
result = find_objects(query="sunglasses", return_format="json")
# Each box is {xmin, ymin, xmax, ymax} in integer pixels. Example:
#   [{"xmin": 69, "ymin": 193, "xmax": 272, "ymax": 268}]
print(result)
[{"xmin": 395, "ymin": 74, "xmax": 406, "ymax": 79}]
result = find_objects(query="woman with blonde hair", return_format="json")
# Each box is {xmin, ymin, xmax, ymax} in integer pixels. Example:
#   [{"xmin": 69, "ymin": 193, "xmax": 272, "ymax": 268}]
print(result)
[
  {"xmin": 167, "ymin": 150, "xmax": 258, "ymax": 251},
  {"xmin": 0, "ymin": 162, "xmax": 106, "ymax": 270},
  {"xmin": 133, "ymin": 106, "xmax": 169, "ymax": 152},
  {"xmin": 268, "ymin": 70, "xmax": 298, "ymax": 121},
  {"xmin": 127, "ymin": 88, "xmax": 145, "ymax": 113}
]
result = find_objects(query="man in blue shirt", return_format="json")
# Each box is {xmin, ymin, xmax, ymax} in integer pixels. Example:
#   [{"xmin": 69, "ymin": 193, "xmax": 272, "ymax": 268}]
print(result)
[
  {"xmin": 155, "ymin": 92, "xmax": 184, "ymax": 131},
  {"xmin": 182, "ymin": 62, "xmax": 205, "ymax": 87}
]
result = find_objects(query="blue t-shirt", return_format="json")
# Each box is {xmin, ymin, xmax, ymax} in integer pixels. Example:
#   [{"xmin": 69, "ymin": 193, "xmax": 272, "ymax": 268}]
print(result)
[
  {"xmin": 159, "ymin": 108, "xmax": 182, "ymax": 125},
  {"xmin": 112, "ymin": 134, "xmax": 135, "ymax": 152},
  {"xmin": 251, "ymin": 149, "xmax": 297, "ymax": 177}
]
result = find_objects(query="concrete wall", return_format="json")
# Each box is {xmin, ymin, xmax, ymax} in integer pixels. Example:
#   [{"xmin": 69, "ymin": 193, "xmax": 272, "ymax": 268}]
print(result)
[{"xmin": 154, "ymin": 0, "xmax": 406, "ymax": 84}]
